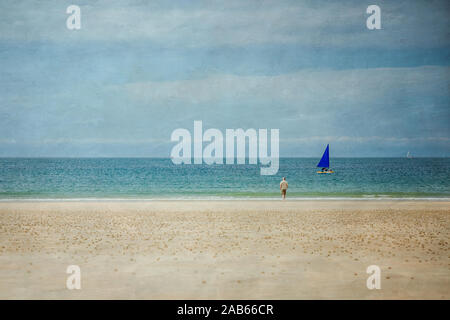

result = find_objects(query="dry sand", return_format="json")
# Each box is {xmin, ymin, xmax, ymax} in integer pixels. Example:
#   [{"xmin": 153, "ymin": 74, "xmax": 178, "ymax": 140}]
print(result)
[{"xmin": 0, "ymin": 200, "xmax": 448, "ymax": 299}]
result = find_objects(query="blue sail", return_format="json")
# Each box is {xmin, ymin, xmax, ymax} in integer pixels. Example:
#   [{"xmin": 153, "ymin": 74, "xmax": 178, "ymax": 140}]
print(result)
[{"xmin": 317, "ymin": 144, "xmax": 330, "ymax": 168}]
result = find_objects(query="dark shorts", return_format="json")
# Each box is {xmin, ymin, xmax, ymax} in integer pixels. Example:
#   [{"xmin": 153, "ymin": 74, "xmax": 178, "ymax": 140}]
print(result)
[{"xmin": 281, "ymin": 189, "xmax": 287, "ymax": 195}]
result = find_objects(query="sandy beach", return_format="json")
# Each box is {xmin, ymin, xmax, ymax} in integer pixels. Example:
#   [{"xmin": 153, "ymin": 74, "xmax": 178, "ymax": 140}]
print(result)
[{"xmin": 0, "ymin": 200, "xmax": 448, "ymax": 299}]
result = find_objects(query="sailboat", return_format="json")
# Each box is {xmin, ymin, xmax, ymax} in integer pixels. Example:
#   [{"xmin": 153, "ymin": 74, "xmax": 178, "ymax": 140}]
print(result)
[
  {"xmin": 406, "ymin": 151, "xmax": 413, "ymax": 159},
  {"xmin": 316, "ymin": 144, "xmax": 334, "ymax": 174}
]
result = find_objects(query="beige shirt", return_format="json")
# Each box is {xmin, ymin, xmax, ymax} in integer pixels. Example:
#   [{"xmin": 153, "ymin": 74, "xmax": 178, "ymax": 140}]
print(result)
[{"xmin": 280, "ymin": 180, "xmax": 288, "ymax": 190}]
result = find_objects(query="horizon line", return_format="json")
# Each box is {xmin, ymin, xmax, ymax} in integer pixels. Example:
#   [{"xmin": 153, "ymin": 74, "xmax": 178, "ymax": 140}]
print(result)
[{"xmin": 0, "ymin": 156, "xmax": 448, "ymax": 159}]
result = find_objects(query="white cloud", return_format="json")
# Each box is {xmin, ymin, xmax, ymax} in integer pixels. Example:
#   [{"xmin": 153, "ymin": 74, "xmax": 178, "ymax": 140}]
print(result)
[
  {"xmin": 115, "ymin": 65, "xmax": 449, "ymax": 143},
  {"xmin": 122, "ymin": 65, "xmax": 449, "ymax": 107}
]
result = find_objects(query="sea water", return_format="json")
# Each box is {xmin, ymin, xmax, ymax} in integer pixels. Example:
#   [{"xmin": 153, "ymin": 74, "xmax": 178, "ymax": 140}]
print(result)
[{"xmin": 0, "ymin": 158, "xmax": 448, "ymax": 200}]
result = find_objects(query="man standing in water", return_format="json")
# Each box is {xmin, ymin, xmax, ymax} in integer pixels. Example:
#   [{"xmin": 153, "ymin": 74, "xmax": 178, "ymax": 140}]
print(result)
[{"xmin": 280, "ymin": 177, "xmax": 288, "ymax": 200}]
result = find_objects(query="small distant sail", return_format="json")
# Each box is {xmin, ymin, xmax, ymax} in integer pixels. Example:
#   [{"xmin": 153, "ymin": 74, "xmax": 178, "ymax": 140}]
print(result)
[
  {"xmin": 317, "ymin": 144, "xmax": 330, "ymax": 168},
  {"xmin": 406, "ymin": 151, "xmax": 412, "ymax": 159}
]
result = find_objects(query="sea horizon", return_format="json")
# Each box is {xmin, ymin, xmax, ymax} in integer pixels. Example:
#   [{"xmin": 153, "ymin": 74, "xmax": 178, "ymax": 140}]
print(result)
[
  {"xmin": 1, "ymin": 156, "xmax": 449, "ymax": 159},
  {"xmin": 1, "ymin": 157, "xmax": 448, "ymax": 200}
]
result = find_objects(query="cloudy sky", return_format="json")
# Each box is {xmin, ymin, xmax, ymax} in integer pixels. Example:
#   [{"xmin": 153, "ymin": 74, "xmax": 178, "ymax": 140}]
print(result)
[{"xmin": 0, "ymin": 0, "xmax": 449, "ymax": 157}]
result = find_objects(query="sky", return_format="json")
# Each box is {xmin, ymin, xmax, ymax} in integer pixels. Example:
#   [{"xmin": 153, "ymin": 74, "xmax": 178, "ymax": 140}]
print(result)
[{"xmin": 0, "ymin": 0, "xmax": 449, "ymax": 157}]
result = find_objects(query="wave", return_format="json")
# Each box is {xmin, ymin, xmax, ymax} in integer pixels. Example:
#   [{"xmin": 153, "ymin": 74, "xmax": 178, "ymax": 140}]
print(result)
[{"xmin": 1, "ymin": 195, "xmax": 449, "ymax": 202}]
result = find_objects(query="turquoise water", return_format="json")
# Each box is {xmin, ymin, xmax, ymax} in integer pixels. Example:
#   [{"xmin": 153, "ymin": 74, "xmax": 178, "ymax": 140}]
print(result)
[{"xmin": 0, "ymin": 158, "xmax": 449, "ymax": 200}]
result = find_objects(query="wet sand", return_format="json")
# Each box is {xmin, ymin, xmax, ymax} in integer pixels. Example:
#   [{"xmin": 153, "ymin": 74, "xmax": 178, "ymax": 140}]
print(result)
[{"xmin": 0, "ymin": 200, "xmax": 448, "ymax": 299}]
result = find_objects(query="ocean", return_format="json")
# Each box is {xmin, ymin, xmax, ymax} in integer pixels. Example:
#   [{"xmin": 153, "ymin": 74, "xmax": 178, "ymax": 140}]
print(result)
[{"xmin": 0, "ymin": 158, "xmax": 449, "ymax": 200}]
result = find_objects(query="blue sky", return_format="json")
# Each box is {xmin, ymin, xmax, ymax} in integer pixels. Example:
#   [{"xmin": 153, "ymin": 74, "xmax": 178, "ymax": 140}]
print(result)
[{"xmin": 0, "ymin": 0, "xmax": 449, "ymax": 157}]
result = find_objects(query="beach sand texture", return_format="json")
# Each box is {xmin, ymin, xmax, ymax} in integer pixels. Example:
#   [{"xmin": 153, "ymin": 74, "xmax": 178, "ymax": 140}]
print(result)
[{"xmin": 0, "ymin": 201, "xmax": 448, "ymax": 299}]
